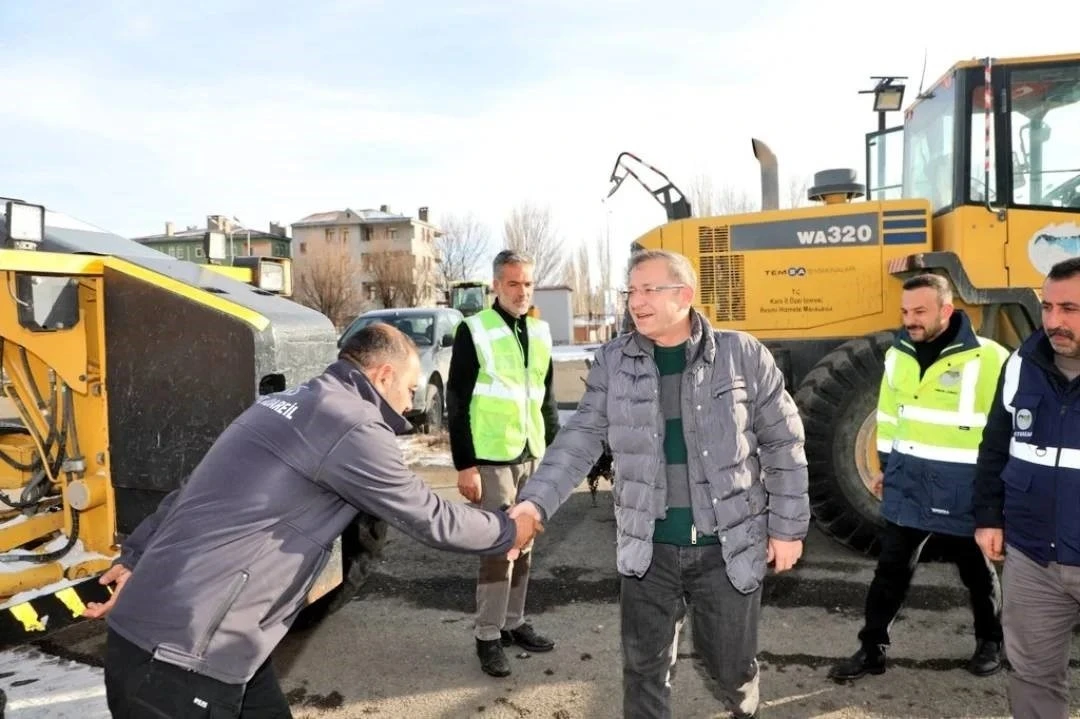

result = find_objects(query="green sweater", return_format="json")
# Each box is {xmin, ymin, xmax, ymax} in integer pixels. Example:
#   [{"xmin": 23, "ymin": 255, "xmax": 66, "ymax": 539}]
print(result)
[{"xmin": 651, "ymin": 341, "xmax": 717, "ymax": 546}]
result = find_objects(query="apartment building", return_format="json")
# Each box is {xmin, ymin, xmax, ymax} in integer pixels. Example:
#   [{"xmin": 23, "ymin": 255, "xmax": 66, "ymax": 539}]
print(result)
[
  {"xmin": 132, "ymin": 215, "xmax": 290, "ymax": 262},
  {"xmin": 291, "ymin": 204, "xmax": 442, "ymax": 309}
]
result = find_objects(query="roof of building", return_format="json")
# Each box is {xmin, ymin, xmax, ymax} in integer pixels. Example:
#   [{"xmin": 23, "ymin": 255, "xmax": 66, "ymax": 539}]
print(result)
[
  {"xmin": 132, "ymin": 226, "xmax": 286, "ymax": 245},
  {"xmin": 292, "ymin": 207, "xmax": 419, "ymax": 227}
]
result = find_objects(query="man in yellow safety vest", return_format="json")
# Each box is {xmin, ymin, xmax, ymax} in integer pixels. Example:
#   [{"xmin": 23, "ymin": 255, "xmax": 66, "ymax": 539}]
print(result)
[
  {"xmin": 447, "ymin": 249, "xmax": 561, "ymax": 678},
  {"xmin": 829, "ymin": 273, "xmax": 1008, "ymax": 682}
]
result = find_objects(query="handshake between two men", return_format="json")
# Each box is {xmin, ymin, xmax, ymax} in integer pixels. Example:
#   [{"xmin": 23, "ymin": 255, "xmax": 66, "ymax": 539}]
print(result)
[{"xmin": 505, "ymin": 501, "xmax": 544, "ymax": 561}]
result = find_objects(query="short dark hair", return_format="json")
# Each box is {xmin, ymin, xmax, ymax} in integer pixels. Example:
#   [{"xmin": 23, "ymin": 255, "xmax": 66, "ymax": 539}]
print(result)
[
  {"xmin": 902, "ymin": 273, "xmax": 953, "ymax": 304},
  {"xmin": 1047, "ymin": 257, "xmax": 1080, "ymax": 281},
  {"xmin": 338, "ymin": 322, "xmax": 416, "ymax": 370}
]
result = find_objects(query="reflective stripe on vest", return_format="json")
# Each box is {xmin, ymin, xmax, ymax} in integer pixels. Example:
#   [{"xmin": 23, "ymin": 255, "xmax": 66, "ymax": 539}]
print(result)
[{"xmin": 1001, "ymin": 351, "xmax": 1080, "ymax": 470}]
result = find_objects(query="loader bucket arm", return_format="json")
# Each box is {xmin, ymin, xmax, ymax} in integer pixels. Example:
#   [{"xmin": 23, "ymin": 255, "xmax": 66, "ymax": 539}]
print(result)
[{"xmin": 606, "ymin": 151, "xmax": 693, "ymax": 221}]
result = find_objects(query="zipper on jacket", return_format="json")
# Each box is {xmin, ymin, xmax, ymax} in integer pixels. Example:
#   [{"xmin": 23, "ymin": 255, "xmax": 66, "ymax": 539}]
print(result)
[
  {"xmin": 691, "ymin": 524, "xmax": 698, "ymax": 545},
  {"xmin": 194, "ymin": 571, "xmax": 249, "ymax": 658}
]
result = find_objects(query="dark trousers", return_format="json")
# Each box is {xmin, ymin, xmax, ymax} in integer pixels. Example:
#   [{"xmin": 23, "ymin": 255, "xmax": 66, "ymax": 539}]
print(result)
[
  {"xmin": 858, "ymin": 520, "xmax": 1003, "ymax": 648},
  {"xmin": 104, "ymin": 628, "xmax": 293, "ymax": 718},
  {"xmin": 620, "ymin": 543, "xmax": 761, "ymax": 719}
]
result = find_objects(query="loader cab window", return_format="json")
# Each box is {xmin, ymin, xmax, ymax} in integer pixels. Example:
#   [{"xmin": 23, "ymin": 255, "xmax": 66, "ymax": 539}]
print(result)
[
  {"xmin": 902, "ymin": 79, "xmax": 956, "ymax": 213},
  {"xmin": 1007, "ymin": 62, "xmax": 1080, "ymax": 210}
]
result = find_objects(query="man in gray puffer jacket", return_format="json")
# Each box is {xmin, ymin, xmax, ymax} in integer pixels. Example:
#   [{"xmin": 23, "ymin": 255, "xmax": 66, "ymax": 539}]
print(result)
[{"xmin": 514, "ymin": 249, "xmax": 810, "ymax": 719}]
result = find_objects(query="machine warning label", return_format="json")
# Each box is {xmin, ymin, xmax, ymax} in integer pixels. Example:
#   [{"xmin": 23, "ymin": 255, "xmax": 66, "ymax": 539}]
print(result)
[
  {"xmin": 731, "ymin": 213, "xmax": 879, "ymax": 251},
  {"xmin": 758, "ymin": 295, "xmax": 834, "ymax": 315}
]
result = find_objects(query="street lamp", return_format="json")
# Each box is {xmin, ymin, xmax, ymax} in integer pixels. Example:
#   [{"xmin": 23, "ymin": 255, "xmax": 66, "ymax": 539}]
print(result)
[
  {"xmin": 860, "ymin": 75, "xmax": 907, "ymax": 201},
  {"xmin": 860, "ymin": 75, "xmax": 908, "ymax": 131}
]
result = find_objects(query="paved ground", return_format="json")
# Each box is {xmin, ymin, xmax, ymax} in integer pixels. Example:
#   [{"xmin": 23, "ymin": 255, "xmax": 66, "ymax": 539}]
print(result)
[{"xmin": 6, "ymin": 459, "xmax": 1080, "ymax": 718}]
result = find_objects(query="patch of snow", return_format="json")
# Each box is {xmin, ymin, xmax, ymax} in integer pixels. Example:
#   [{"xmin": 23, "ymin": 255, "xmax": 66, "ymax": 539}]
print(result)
[
  {"xmin": 0, "ymin": 538, "xmax": 114, "ymax": 611},
  {"xmin": 0, "ymin": 646, "xmax": 109, "ymax": 718},
  {"xmin": 551, "ymin": 345, "xmax": 600, "ymax": 362},
  {"xmin": 397, "ymin": 435, "xmax": 453, "ymax": 467}
]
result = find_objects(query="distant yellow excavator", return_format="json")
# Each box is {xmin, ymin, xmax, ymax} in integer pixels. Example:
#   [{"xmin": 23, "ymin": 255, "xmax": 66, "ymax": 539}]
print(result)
[{"xmin": 604, "ymin": 52, "xmax": 1080, "ymax": 554}]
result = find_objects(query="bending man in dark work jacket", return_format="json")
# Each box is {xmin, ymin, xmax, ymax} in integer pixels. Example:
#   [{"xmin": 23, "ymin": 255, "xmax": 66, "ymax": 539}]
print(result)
[{"xmin": 84, "ymin": 322, "xmax": 540, "ymax": 718}]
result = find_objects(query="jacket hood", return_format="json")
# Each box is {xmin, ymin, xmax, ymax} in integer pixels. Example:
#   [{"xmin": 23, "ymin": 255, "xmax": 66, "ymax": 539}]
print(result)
[{"xmin": 323, "ymin": 358, "xmax": 412, "ymax": 435}]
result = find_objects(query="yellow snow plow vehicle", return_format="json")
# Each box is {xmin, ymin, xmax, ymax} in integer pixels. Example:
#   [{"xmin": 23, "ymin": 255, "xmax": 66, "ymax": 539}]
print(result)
[{"xmin": 0, "ymin": 199, "xmax": 372, "ymax": 645}]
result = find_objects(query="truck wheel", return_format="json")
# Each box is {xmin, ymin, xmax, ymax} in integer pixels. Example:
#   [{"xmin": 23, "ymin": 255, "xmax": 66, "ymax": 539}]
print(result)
[
  {"xmin": 794, "ymin": 332, "xmax": 894, "ymax": 556},
  {"xmin": 421, "ymin": 383, "xmax": 444, "ymax": 434},
  {"xmin": 291, "ymin": 510, "xmax": 388, "ymax": 630}
]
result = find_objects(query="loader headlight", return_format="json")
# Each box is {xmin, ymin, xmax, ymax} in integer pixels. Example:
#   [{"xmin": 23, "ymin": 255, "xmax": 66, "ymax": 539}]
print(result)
[
  {"xmin": 204, "ymin": 231, "xmax": 227, "ymax": 262},
  {"xmin": 258, "ymin": 261, "xmax": 285, "ymax": 292},
  {"xmin": 4, "ymin": 200, "xmax": 45, "ymax": 250}
]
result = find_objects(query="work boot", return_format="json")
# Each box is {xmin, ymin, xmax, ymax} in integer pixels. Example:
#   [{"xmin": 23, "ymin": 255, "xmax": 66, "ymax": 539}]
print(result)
[
  {"xmin": 500, "ymin": 622, "xmax": 555, "ymax": 653},
  {"xmin": 827, "ymin": 644, "xmax": 886, "ymax": 681},
  {"xmin": 476, "ymin": 638, "xmax": 511, "ymax": 677},
  {"xmin": 967, "ymin": 640, "xmax": 1003, "ymax": 677}
]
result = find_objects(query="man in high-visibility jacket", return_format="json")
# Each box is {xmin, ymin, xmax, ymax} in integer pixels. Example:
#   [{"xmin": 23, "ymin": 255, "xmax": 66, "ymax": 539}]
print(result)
[
  {"xmin": 447, "ymin": 249, "xmax": 561, "ymax": 678},
  {"xmin": 829, "ymin": 273, "xmax": 1008, "ymax": 682}
]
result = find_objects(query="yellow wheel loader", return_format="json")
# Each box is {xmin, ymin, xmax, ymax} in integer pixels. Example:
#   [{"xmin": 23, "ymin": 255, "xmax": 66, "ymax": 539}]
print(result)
[
  {"xmin": 606, "ymin": 52, "xmax": 1080, "ymax": 555},
  {"xmin": 0, "ymin": 200, "xmax": 374, "ymax": 645}
]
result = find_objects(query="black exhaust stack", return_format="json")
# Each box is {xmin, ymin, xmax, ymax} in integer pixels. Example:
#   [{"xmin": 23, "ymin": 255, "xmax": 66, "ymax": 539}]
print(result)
[{"xmin": 751, "ymin": 139, "xmax": 780, "ymax": 211}]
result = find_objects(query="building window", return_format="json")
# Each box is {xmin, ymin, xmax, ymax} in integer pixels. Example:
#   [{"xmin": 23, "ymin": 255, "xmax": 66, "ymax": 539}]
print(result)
[
  {"xmin": 195, "ymin": 247, "xmax": 204, "ymax": 258},
  {"xmin": 341, "ymin": 229, "xmax": 349, "ymax": 243},
  {"xmin": 299, "ymin": 242, "xmax": 307, "ymax": 254},
  {"xmin": 325, "ymin": 228, "xmax": 335, "ymax": 241},
  {"xmin": 389, "ymin": 227, "xmax": 397, "ymax": 240}
]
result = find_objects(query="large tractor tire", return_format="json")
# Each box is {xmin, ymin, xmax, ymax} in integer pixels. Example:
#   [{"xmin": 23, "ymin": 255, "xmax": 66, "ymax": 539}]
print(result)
[{"xmin": 794, "ymin": 332, "xmax": 895, "ymax": 556}]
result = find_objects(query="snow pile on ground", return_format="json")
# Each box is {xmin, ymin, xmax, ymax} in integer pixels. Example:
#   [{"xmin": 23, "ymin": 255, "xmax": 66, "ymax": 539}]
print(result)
[
  {"xmin": 397, "ymin": 432, "xmax": 453, "ymax": 467},
  {"xmin": 551, "ymin": 344, "xmax": 601, "ymax": 362},
  {"xmin": 0, "ymin": 646, "xmax": 109, "ymax": 718}
]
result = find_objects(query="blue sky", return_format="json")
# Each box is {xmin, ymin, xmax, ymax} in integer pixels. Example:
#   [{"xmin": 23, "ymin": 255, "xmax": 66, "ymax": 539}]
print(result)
[{"xmin": 1, "ymin": 0, "xmax": 1076, "ymax": 277}]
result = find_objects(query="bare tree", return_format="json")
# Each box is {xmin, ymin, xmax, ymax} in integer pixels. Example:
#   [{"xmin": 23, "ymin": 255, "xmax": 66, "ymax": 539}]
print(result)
[
  {"xmin": 397, "ymin": 258, "xmax": 439, "ymax": 308},
  {"xmin": 436, "ymin": 212, "xmax": 490, "ymax": 286},
  {"xmin": 295, "ymin": 238, "xmax": 363, "ymax": 329},
  {"xmin": 784, "ymin": 173, "xmax": 813, "ymax": 209},
  {"xmin": 502, "ymin": 202, "xmax": 564, "ymax": 285},
  {"xmin": 687, "ymin": 174, "xmax": 758, "ymax": 217},
  {"xmin": 368, "ymin": 251, "xmax": 408, "ymax": 308},
  {"xmin": 569, "ymin": 243, "xmax": 594, "ymax": 315},
  {"xmin": 596, "ymin": 230, "xmax": 614, "ymax": 328}
]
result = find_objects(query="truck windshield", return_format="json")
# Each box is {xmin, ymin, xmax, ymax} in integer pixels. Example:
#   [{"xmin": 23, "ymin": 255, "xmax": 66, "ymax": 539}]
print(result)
[
  {"xmin": 902, "ymin": 78, "xmax": 957, "ymax": 212},
  {"xmin": 1008, "ymin": 62, "xmax": 1080, "ymax": 209},
  {"xmin": 451, "ymin": 286, "xmax": 485, "ymax": 314}
]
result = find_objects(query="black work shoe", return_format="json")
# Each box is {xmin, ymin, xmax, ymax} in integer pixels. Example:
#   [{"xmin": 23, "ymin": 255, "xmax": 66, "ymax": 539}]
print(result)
[
  {"xmin": 476, "ymin": 638, "xmax": 511, "ymax": 677},
  {"xmin": 500, "ymin": 622, "xmax": 555, "ymax": 653},
  {"xmin": 827, "ymin": 645, "xmax": 886, "ymax": 681},
  {"xmin": 967, "ymin": 640, "xmax": 1003, "ymax": 677}
]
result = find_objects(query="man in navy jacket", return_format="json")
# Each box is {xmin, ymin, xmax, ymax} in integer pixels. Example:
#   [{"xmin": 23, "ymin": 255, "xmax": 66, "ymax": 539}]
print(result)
[
  {"xmin": 87, "ymin": 322, "xmax": 540, "ymax": 718},
  {"xmin": 974, "ymin": 256, "xmax": 1080, "ymax": 718}
]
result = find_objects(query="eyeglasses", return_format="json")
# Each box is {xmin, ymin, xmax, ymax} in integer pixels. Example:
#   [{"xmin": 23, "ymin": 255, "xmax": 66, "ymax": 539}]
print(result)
[{"xmin": 618, "ymin": 284, "xmax": 686, "ymax": 300}]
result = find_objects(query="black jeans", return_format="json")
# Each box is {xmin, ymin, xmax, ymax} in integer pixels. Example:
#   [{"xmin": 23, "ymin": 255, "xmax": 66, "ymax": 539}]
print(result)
[
  {"xmin": 104, "ymin": 629, "xmax": 293, "ymax": 718},
  {"xmin": 620, "ymin": 543, "xmax": 761, "ymax": 719},
  {"xmin": 858, "ymin": 520, "xmax": 1003, "ymax": 648}
]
